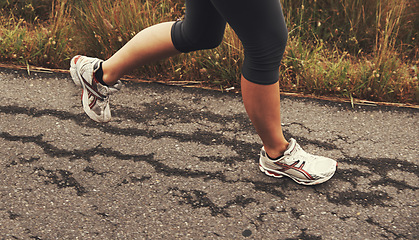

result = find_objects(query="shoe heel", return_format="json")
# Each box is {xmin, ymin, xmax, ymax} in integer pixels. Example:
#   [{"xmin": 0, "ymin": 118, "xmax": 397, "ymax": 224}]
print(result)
[
  {"xmin": 259, "ymin": 164, "xmax": 283, "ymax": 178},
  {"xmin": 259, "ymin": 164, "xmax": 266, "ymax": 173},
  {"xmin": 70, "ymin": 56, "xmax": 84, "ymax": 86}
]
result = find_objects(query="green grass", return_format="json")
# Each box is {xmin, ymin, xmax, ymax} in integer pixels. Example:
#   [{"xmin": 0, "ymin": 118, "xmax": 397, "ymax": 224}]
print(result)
[
  {"xmin": 0, "ymin": 0, "xmax": 74, "ymax": 67},
  {"xmin": 0, "ymin": 0, "xmax": 418, "ymax": 104}
]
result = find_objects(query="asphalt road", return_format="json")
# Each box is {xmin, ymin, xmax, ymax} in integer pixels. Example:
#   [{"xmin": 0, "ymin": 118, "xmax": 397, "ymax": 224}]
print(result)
[{"xmin": 0, "ymin": 67, "xmax": 418, "ymax": 239}]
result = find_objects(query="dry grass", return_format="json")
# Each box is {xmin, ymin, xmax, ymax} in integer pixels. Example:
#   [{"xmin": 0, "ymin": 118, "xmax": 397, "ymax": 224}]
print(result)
[{"xmin": 0, "ymin": 0, "xmax": 418, "ymax": 103}]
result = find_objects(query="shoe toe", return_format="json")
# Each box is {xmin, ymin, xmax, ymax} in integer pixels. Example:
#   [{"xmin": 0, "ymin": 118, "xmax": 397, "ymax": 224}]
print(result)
[{"xmin": 314, "ymin": 158, "xmax": 337, "ymax": 177}]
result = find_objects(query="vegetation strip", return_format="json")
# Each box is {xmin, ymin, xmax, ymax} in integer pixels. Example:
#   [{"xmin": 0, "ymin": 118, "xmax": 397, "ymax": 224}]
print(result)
[{"xmin": 0, "ymin": 0, "xmax": 417, "ymax": 103}]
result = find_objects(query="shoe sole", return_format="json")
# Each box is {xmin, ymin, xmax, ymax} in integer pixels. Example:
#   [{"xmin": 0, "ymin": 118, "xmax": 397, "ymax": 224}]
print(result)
[{"xmin": 259, "ymin": 162, "xmax": 337, "ymax": 186}]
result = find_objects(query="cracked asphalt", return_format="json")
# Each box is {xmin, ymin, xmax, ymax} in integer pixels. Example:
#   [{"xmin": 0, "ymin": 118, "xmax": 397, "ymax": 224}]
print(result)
[{"xmin": 0, "ymin": 66, "xmax": 418, "ymax": 239}]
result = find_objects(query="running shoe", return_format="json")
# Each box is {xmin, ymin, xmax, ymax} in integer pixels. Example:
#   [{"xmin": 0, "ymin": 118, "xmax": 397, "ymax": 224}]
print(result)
[
  {"xmin": 70, "ymin": 55, "xmax": 122, "ymax": 122},
  {"xmin": 259, "ymin": 138, "xmax": 337, "ymax": 185}
]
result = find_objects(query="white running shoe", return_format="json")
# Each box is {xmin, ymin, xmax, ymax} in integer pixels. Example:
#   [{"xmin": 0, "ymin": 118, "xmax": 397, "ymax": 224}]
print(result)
[
  {"xmin": 70, "ymin": 55, "xmax": 122, "ymax": 122},
  {"xmin": 259, "ymin": 138, "xmax": 337, "ymax": 185}
]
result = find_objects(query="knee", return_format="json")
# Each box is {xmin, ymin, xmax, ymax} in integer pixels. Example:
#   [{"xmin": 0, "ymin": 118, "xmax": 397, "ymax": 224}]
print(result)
[
  {"xmin": 242, "ymin": 29, "xmax": 288, "ymax": 85},
  {"xmin": 195, "ymin": 34, "xmax": 224, "ymax": 51},
  {"xmin": 171, "ymin": 20, "xmax": 225, "ymax": 53}
]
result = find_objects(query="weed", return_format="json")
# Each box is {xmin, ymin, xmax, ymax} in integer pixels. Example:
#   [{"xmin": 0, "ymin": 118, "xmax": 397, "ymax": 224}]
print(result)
[{"xmin": 0, "ymin": 0, "xmax": 417, "ymax": 103}]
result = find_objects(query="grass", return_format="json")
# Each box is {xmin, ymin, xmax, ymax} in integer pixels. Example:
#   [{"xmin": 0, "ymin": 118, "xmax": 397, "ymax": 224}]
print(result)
[
  {"xmin": 0, "ymin": 0, "xmax": 73, "ymax": 67},
  {"xmin": 0, "ymin": 0, "xmax": 418, "ymax": 104}
]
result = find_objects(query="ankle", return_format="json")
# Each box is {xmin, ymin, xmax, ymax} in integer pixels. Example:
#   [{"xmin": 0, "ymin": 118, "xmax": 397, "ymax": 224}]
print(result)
[
  {"xmin": 264, "ymin": 142, "xmax": 289, "ymax": 159},
  {"xmin": 102, "ymin": 73, "xmax": 116, "ymax": 86},
  {"xmin": 101, "ymin": 62, "xmax": 121, "ymax": 86},
  {"xmin": 94, "ymin": 62, "xmax": 108, "ymax": 86}
]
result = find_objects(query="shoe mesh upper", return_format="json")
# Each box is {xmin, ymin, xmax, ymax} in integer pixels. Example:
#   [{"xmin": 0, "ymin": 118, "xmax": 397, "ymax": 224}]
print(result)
[
  {"xmin": 71, "ymin": 55, "xmax": 121, "ymax": 122},
  {"xmin": 260, "ymin": 139, "xmax": 337, "ymax": 182}
]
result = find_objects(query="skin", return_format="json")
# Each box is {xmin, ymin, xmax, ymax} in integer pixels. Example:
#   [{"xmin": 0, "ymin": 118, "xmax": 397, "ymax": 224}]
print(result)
[
  {"xmin": 102, "ymin": 22, "xmax": 179, "ymax": 85},
  {"xmin": 101, "ymin": 21, "xmax": 289, "ymax": 159}
]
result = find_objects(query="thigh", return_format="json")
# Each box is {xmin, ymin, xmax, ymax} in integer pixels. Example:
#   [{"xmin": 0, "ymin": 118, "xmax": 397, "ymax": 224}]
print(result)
[
  {"xmin": 209, "ymin": 0, "xmax": 288, "ymax": 84},
  {"xmin": 209, "ymin": 0, "xmax": 287, "ymax": 46},
  {"xmin": 182, "ymin": 0, "xmax": 226, "ymax": 43}
]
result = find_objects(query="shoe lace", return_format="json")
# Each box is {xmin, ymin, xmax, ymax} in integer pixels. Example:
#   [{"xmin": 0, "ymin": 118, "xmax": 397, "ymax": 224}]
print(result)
[{"xmin": 107, "ymin": 80, "xmax": 122, "ymax": 95}]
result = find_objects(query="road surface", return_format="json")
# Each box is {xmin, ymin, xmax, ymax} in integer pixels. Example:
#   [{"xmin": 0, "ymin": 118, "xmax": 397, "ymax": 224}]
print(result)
[{"xmin": 0, "ymin": 67, "xmax": 418, "ymax": 239}]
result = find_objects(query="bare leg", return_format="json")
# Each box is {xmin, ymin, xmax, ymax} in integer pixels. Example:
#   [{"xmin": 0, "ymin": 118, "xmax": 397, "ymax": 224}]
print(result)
[
  {"xmin": 99, "ymin": 21, "xmax": 288, "ymax": 159},
  {"xmin": 102, "ymin": 22, "xmax": 180, "ymax": 85},
  {"xmin": 241, "ymin": 76, "xmax": 289, "ymax": 159}
]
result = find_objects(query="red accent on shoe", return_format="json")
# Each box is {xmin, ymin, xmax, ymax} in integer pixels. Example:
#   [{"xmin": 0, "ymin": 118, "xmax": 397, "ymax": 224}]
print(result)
[{"xmin": 73, "ymin": 55, "xmax": 82, "ymax": 64}]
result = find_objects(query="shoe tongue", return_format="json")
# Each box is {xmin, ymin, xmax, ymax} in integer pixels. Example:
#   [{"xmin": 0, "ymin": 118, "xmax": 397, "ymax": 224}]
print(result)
[
  {"xmin": 93, "ymin": 60, "xmax": 101, "ymax": 72},
  {"xmin": 284, "ymin": 138, "xmax": 297, "ymax": 155}
]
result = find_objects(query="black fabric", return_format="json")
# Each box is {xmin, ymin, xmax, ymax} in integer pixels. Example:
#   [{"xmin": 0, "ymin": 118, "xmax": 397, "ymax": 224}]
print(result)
[
  {"xmin": 93, "ymin": 61, "xmax": 107, "ymax": 86},
  {"xmin": 267, "ymin": 153, "xmax": 284, "ymax": 161},
  {"xmin": 171, "ymin": 0, "xmax": 288, "ymax": 85}
]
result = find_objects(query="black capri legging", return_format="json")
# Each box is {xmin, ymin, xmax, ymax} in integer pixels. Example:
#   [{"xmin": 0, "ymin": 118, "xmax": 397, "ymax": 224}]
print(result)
[{"xmin": 171, "ymin": 0, "xmax": 288, "ymax": 85}]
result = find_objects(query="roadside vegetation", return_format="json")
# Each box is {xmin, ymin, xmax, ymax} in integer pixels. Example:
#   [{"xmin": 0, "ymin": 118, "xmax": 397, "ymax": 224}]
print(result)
[{"xmin": 0, "ymin": 0, "xmax": 418, "ymax": 104}]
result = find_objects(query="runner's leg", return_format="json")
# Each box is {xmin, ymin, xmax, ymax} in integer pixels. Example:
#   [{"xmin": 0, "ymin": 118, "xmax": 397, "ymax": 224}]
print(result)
[
  {"xmin": 102, "ymin": 22, "xmax": 179, "ymax": 86},
  {"xmin": 241, "ymin": 78, "xmax": 288, "ymax": 159},
  {"xmin": 98, "ymin": 0, "xmax": 289, "ymax": 159},
  {"xmin": 102, "ymin": 0, "xmax": 226, "ymax": 86},
  {"xmin": 210, "ymin": 0, "xmax": 289, "ymax": 158}
]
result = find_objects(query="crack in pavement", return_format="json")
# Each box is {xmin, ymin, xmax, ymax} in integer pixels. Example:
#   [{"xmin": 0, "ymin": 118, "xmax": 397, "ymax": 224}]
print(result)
[
  {"xmin": 1, "ymin": 70, "xmax": 417, "ymax": 239},
  {"xmin": 1, "ymin": 103, "xmax": 418, "ymax": 208},
  {"xmin": 366, "ymin": 217, "xmax": 409, "ymax": 239},
  {"xmin": 1, "ymin": 85, "xmax": 418, "ymax": 238},
  {"xmin": 0, "ymin": 104, "xmax": 259, "ymax": 162},
  {"xmin": 285, "ymin": 228, "xmax": 322, "ymax": 240},
  {"xmin": 326, "ymin": 190, "xmax": 392, "ymax": 207},
  {"xmin": 0, "ymin": 104, "xmax": 339, "ymax": 156},
  {"xmin": 1, "ymin": 131, "xmax": 291, "ymax": 199},
  {"xmin": 33, "ymin": 167, "xmax": 88, "ymax": 196},
  {"xmin": 169, "ymin": 187, "xmax": 258, "ymax": 217},
  {"xmin": 2, "ymin": 128, "xmax": 417, "ymax": 204}
]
